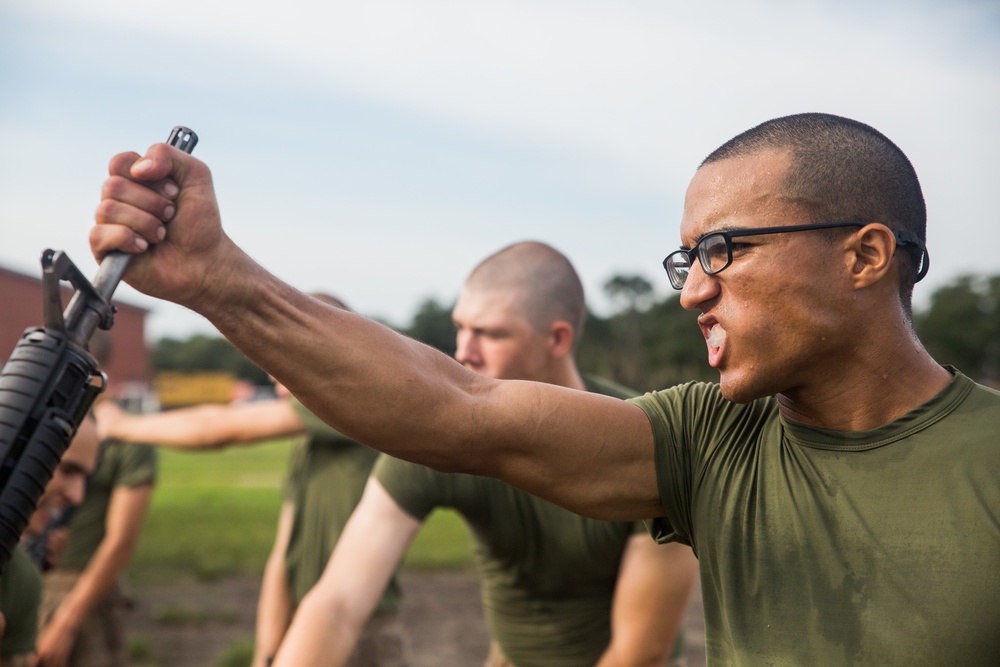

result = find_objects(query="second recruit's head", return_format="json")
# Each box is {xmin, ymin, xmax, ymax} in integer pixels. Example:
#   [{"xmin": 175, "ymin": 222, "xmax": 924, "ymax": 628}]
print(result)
[
  {"xmin": 452, "ymin": 241, "xmax": 585, "ymax": 383},
  {"xmin": 671, "ymin": 112, "xmax": 929, "ymax": 404},
  {"xmin": 28, "ymin": 414, "xmax": 101, "ymax": 534}
]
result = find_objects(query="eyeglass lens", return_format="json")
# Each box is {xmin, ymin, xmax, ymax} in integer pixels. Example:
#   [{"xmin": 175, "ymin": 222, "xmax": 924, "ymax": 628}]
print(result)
[
  {"xmin": 664, "ymin": 234, "xmax": 730, "ymax": 289},
  {"xmin": 700, "ymin": 234, "xmax": 730, "ymax": 273}
]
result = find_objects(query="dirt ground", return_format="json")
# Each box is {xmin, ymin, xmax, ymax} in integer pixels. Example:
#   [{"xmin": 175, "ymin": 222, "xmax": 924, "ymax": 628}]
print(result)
[{"xmin": 128, "ymin": 569, "xmax": 706, "ymax": 666}]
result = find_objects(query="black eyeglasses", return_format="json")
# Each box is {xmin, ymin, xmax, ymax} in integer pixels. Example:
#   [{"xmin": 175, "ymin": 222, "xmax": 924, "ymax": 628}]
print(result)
[{"xmin": 661, "ymin": 221, "xmax": 929, "ymax": 290}]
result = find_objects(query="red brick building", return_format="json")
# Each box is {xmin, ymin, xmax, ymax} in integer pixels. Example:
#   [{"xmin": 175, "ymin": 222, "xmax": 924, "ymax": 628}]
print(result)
[{"xmin": 0, "ymin": 263, "xmax": 151, "ymax": 396}]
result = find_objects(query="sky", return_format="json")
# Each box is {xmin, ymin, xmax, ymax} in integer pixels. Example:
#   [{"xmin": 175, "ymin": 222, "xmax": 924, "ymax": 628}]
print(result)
[{"xmin": 1, "ymin": 0, "xmax": 998, "ymax": 341}]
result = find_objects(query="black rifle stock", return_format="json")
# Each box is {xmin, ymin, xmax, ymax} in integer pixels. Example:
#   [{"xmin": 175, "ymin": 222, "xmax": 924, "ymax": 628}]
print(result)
[{"xmin": 0, "ymin": 127, "xmax": 197, "ymax": 572}]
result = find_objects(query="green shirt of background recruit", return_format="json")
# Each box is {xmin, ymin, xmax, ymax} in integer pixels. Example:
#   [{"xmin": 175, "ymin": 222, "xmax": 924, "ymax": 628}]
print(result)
[{"xmin": 283, "ymin": 399, "xmax": 402, "ymax": 614}]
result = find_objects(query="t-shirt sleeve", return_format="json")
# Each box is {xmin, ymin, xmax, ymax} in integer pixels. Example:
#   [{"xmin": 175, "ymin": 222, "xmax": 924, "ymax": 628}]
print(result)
[
  {"xmin": 629, "ymin": 382, "xmax": 776, "ymax": 549},
  {"xmin": 628, "ymin": 382, "xmax": 726, "ymax": 546},
  {"xmin": 373, "ymin": 455, "xmax": 454, "ymax": 521},
  {"xmin": 112, "ymin": 441, "xmax": 158, "ymax": 488},
  {"xmin": 0, "ymin": 546, "xmax": 41, "ymax": 656},
  {"xmin": 282, "ymin": 438, "xmax": 309, "ymax": 501}
]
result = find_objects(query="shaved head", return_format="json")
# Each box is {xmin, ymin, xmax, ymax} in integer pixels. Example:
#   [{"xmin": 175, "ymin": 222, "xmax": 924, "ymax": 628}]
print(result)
[
  {"xmin": 703, "ymin": 112, "xmax": 926, "ymax": 314},
  {"xmin": 464, "ymin": 241, "xmax": 586, "ymax": 335}
]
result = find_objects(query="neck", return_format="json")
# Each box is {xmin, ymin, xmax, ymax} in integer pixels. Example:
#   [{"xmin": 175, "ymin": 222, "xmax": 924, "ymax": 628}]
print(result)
[{"xmin": 776, "ymin": 326, "xmax": 952, "ymax": 431}]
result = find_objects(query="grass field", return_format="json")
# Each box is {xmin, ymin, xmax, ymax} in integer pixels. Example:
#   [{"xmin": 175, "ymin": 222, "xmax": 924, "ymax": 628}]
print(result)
[{"xmin": 129, "ymin": 438, "xmax": 476, "ymax": 583}]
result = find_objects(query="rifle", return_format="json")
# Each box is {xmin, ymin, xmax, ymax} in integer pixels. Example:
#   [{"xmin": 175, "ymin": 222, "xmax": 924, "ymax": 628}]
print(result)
[{"xmin": 0, "ymin": 127, "xmax": 197, "ymax": 572}]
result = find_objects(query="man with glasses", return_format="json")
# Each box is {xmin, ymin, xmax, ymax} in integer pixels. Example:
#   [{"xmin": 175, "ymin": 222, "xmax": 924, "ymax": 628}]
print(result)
[{"xmin": 89, "ymin": 112, "xmax": 999, "ymax": 665}]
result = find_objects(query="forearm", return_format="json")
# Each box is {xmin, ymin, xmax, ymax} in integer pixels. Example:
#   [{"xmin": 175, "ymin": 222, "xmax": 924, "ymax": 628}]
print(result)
[
  {"xmin": 197, "ymin": 273, "xmax": 658, "ymax": 518},
  {"xmin": 199, "ymin": 272, "xmax": 483, "ymax": 472},
  {"xmin": 253, "ymin": 562, "xmax": 293, "ymax": 665},
  {"xmin": 598, "ymin": 539, "xmax": 698, "ymax": 667},
  {"xmin": 253, "ymin": 505, "xmax": 296, "ymax": 666},
  {"xmin": 272, "ymin": 591, "xmax": 368, "ymax": 667},
  {"xmin": 105, "ymin": 405, "xmax": 237, "ymax": 448},
  {"xmin": 44, "ymin": 539, "xmax": 132, "ymax": 636},
  {"xmin": 44, "ymin": 486, "xmax": 153, "ymax": 641}
]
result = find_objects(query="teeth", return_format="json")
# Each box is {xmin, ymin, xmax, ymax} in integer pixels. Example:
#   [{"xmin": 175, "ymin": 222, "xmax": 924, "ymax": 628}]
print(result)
[{"xmin": 707, "ymin": 324, "xmax": 727, "ymax": 348}]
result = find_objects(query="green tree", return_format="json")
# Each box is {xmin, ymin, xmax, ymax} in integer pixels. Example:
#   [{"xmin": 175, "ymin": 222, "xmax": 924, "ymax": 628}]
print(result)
[
  {"xmin": 639, "ymin": 294, "xmax": 714, "ymax": 389},
  {"xmin": 604, "ymin": 274, "xmax": 654, "ymax": 313},
  {"xmin": 602, "ymin": 274, "xmax": 655, "ymax": 389},
  {"xmin": 915, "ymin": 274, "xmax": 1000, "ymax": 383},
  {"xmin": 576, "ymin": 310, "xmax": 617, "ymax": 380},
  {"xmin": 404, "ymin": 298, "xmax": 457, "ymax": 356},
  {"xmin": 152, "ymin": 335, "xmax": 269, "ymax": 384}
]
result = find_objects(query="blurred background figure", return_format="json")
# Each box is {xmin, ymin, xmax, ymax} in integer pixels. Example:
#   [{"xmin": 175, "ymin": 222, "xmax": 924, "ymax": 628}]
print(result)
[
  {"xmin": 6, "ymin": 415, "xmax": 101, "ymax": 667},
  {"xmin": 36, "ymin": 332, "xmax": 157, "ymax": 667}
]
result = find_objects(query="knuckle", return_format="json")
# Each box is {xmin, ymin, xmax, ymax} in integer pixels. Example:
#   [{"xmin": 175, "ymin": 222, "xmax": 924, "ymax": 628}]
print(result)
[{"xmin": 101, "ymin": 175, "xmax": 129, "ymax": 199}]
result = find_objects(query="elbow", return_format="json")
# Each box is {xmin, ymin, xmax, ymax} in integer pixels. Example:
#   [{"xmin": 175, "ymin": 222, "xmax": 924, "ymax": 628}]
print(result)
[{"xmin": 299, "ymin": 585, "xmax": 367, "ymax": 638}]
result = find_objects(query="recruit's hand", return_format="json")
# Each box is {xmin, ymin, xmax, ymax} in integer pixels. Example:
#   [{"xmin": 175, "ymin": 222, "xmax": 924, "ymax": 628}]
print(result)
[{"xmin": 91, "ymin": 143, "xmax": 244, "ymax": 310}]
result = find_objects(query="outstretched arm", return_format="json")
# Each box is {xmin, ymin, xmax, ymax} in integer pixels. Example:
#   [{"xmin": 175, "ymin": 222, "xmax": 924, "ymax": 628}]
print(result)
[
  {"xmin": 94, "ymin": 399, "xmax": 304, "ymax": 449},
  {"xmin": 596, "ymin": 536, "xmax": 698, "ymax": 667},
  {"xmin": 272, "ymin": 479, "xmax": 421, "ymax": 667},
  {"xmin": 90, "ymin": 145, "xmax": 661, "ymax": 520}
]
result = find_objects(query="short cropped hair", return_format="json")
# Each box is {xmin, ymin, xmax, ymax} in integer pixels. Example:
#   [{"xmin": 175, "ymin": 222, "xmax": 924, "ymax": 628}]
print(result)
[
  {"xmin": 465, "ymin": 241, "xmax": 586, "ymax": 336},
  {"xmin": 704, "ymin": 113, "xmax": 926, "ymax": 315}
]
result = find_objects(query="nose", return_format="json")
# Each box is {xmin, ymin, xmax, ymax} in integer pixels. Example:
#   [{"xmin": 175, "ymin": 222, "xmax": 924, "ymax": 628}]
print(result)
[
  {"xmin": 679, "ymin": 260, "xmax": 720, "ymax": 311},
  {"xmin": 454, "ymin": 330, "xmax": 480, "ymax": 367},
  {"xmin": 64, "ymin": 473, "xmax": 87, "ymax": 506}
]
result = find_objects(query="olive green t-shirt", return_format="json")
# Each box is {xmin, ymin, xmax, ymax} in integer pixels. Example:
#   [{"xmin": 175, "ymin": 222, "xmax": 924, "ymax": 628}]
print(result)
[
  {"xmin": 282, "ymin": 399, "xmax": 402, "ymax": 614},
  {"xmin": 631, "ymin": 369, "xmax": 1000, "ymax": 666},
  {"xmin": 58, "ymin": 440, "xmax": 158, "ymax": 571},
  {"xmin": 375, "ymin": 376, "xmax": 656, "ymax": 667},
  {"xmin": 0, "ymin": 545, "xmax": 42, "ymax": 657}
]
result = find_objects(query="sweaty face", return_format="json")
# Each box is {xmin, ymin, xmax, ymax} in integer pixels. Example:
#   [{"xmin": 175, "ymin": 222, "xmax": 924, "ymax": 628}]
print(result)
[
  {"xmin": 678, "ymin": 149, "xmax": 856, "ymax": 403},
  {"xmin": 452, "ymin": 288, "xmax": 553, "ymax": 382}
]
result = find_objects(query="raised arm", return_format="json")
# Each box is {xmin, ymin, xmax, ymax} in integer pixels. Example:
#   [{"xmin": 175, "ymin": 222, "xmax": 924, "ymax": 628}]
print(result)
[
  {"xmin": 90, "ymin": 144, "xmax": 660, "ymax": 520},
  {"xmin": 94, "ymin": 399, "xmax": 305, "ymax": 449},
  {"xmin": 597, "ymin": 536, "xmax": 698, "ymax": 667},
  {"xmin": 272, "ymin": 478, "xmax": 421, "ymax": 667}
]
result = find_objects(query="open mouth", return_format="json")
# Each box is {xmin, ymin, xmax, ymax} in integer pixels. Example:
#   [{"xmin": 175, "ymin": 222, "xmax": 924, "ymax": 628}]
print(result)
[{"xmin": 705, "ymin": 323, "xmax": 727, "ymax": 368}]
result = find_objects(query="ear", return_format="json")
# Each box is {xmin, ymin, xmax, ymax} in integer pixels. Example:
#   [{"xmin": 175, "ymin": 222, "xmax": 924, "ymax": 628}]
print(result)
[
  {"xmin": 846, "ymin": 223, "xmax": 895, "ymax": 290},
  {"xmin": 547, "ymin": 320, "xmax": 576, "ymax": 359}
]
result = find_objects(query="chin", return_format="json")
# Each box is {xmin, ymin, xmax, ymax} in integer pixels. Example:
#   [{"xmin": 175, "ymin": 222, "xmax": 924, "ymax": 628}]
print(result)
[{"xmin": 717, "ymin": 371, "xmax": 770, "ymax": 404}]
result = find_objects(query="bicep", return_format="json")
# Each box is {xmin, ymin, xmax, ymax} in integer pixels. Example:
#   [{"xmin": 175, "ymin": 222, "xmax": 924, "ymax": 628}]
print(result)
[{"xmin": 470, "ymin": 381, "xmax": 661, "ymax": 521}]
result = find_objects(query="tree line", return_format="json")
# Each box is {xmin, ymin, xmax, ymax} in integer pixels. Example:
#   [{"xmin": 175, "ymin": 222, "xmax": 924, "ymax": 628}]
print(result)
[{"xmin": 153, "ymin": 272, "xmax": 1000, "ymax": 392}]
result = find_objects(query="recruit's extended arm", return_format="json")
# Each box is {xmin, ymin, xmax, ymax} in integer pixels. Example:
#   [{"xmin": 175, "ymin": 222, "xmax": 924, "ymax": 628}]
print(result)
[
  {"xmin": 94, "ymin": 399, "xmax": 304, "ymax": 450},
  {"xmin": 90, "ymin": 145, "xmax": 661, "ymax": 520}
]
